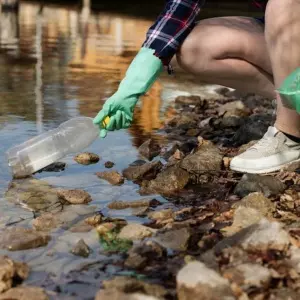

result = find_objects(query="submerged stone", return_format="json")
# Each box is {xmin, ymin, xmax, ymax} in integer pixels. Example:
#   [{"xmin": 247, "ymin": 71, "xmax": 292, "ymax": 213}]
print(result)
[
  {"xmin": 74, "ymin": 152, "xmax": 100, "ymax": 165},
  {"xmin": 0, "ymin": 227, "xmax": 50, "ymax": 251}
]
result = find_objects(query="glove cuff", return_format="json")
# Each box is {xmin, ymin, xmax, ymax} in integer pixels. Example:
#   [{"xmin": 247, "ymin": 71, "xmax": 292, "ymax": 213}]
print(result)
[{"xmin": 117, "ymin": 47, "xmax": 163, "ymax": 97}]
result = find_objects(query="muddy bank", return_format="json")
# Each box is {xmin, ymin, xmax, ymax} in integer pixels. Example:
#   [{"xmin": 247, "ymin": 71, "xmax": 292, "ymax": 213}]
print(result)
[{"xmin": 2, "ymin": 89, "xmax": 300, "ymax": 299}]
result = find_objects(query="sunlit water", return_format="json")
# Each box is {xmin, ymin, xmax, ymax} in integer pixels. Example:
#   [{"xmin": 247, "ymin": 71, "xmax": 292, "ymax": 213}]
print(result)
[{"xmin": 0, "ymin": 1, "xmax": 229, "ymax": 295}]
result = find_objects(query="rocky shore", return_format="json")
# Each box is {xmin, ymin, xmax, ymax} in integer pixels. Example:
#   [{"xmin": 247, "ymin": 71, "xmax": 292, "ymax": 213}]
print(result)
[{"xmin": 1, "ymin": 90, "xmax": 300, "ymax": 299}]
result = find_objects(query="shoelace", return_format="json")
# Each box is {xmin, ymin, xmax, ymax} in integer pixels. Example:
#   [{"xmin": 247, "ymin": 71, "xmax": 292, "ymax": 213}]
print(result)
[{"xmin": 248, "ymin": 134, "xmax": 280, "ymax": 154}]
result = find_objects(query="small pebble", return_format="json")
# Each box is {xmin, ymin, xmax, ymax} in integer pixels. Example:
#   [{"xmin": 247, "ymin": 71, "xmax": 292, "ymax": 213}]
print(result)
[{"xmin": 104, "ymin": 161, "xmax": 115, "ymax": 168}]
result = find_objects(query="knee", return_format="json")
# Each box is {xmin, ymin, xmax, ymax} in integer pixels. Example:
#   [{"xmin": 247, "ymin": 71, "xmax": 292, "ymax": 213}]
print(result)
[{"xmin": 176, "ymin": 28, "xmax": 209, "ymax": 74}]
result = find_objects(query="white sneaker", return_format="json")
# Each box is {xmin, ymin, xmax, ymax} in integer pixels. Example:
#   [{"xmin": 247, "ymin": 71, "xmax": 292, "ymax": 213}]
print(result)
[{"xmin": 230, "ymin": 126, "xmax": 300, "ymax": 174}]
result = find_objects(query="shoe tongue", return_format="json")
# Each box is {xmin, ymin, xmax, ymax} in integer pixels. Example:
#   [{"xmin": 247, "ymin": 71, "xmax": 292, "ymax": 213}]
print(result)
[{"xmin": 266, "ymin": 126, "xmax": 279, "ymax": 137}]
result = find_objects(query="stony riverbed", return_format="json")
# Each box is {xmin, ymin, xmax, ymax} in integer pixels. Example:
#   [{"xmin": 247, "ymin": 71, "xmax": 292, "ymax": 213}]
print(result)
[{"xmin": 2, "ymin": 89, "xmax": 300, "ymax": 300}]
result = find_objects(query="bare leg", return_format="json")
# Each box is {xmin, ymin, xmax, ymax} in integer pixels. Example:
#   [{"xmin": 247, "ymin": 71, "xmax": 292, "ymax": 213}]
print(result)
[
  {"xmin": 176, "ymin": 16, "xmax": 275, "ymax": 99},
  {"xmin": 265, "ymin": 0, "xmax": 300, "ymax": 137}
]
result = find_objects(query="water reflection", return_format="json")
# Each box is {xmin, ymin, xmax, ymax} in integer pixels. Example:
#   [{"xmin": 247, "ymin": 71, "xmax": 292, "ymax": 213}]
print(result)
[{"xmin": 0, "ymin": 1, "xmax": 166, "ymax": 139}]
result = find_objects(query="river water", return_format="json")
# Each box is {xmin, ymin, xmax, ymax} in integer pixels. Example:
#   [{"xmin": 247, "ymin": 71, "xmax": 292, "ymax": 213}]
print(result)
[{"xmin": 0, "ymin": 1, "xmax": 232, "ymax": 298}]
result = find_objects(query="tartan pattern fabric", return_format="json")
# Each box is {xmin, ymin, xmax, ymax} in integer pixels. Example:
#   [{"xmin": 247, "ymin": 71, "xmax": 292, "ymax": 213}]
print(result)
[{"xmin": 142, "ymin": 0, "xmax": 267, "ymax": 66}]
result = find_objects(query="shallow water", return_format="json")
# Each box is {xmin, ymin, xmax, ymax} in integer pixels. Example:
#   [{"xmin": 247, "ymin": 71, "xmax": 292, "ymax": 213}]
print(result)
[{"xmin": 0, "ymin": 1, "xmax": 226, "ymax": 296}]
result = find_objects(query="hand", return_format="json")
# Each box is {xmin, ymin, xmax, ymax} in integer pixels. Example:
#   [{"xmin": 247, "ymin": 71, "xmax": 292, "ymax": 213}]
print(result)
[
  {"xmin": 93, "ymin": 47, "xmax": 163, "ymax": 138},
  {"xmin": 93, "ymin": 92, "xmax": 137, "ymax": 138}
]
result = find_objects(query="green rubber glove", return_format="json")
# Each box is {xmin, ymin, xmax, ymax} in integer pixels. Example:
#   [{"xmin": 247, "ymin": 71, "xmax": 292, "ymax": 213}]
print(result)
[
  {"xmin": 277, "ymin": 67, "xmax": 300, "ymax": 113},
  {"xmin": 93, "ymin": 47, "xmax": 163, "ymax": 138}
]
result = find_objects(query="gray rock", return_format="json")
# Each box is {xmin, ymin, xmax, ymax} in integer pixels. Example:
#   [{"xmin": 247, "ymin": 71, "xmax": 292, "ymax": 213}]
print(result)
[
  {"xmin": 5, "ymin": 179, "xmax": 62, "ymax": 213},
  {"xmin": 230, "ymin": 114, "xmax": 274, "ymax": 147},
  {"xmin": 122, "ymin": 161, "xmax": 162, "ymax": 182},
  {"xmin": 138, "ymin": 139, "xmax": 162, "ymax": 161},
  {"xmin": 36, "ymin": 162, "xmax": 66, "ymax": 173},
  {"xmin": 118, "ymin": 224, "xmax": 156, "ymax": 241},
  {"xmin": 74, "ymin": 152, "xmax": 100, "ymax": 165},
  {"xmin": 153, "ymin": 227, "xmax": 191, "ymax": 251},
  {"xmin": 223, "ymin": 263, "xmax": 271, "ymax": 290},
  {"xmin": 0, "ymin": 286, "xmax": 49, "ymax": 300},
  {"xmin": 241, "ymin": 219, "xmax": 290, "ymax": 252},
  {"xmin": 222, "ymin": 206, "xmax": 264, "ymax": 237},
  {"xmin": 95, "ymin": 290, "xmax": 160, "ymax": 300},
  {"xmin": 71, "ymin": 239, "xmax": 91, "ymax": 258},
  {"xmin": 218, "ymin": 100, "xmax": 250, "ymax": 118},
  {"xmin": 32, "ymin": 212, "xmax": 63, "ymax": 231},
  {"xmin": 96, "ymin": 171, "xmax": 125, "ymax": 185},
  {"xmin": 108, "ymin": 198, "xmax": 161, "ymax": 210},
  {"xmin": 101, "ymin": 276, "xmax": 167, "ymax": 299},
  {"xmin": 0, "ymin": 227, "xmax": 50, "ymax": 251},
  {"xmin": 0, "ymin": 256, "xmax": 29, "ymax": 293},
  {"xmin": 175, "ymin": 95, "xmax": 202, "ymax": 106},
  {"xmin": 125, "ymin": 241, "xmax": 166, "ymax": 269},
  {"xmin": 269, "ymin": 288, "xmax": 300, "ymax": 300},
  {"xmin": 57, "ymin": 189, "xmax": 92, "ymax": 204},
  {"xmin": 233, "ymin": 192, "xmax": 275, "ymax": 217},
  {"xmin": 234, "ymin": 174, "xmax": 286, "ymax": 198},
  {"xmin": 139, "ymin": 164, "xmax": 189, "ymax": 195},
  {"xmin": 180, "ymin": 142, "xmax": 223, "ymax": 174},
  {"xmin": 177, "ymin": 261, "xmax": 235, "ymax": 300},
  {"xmin": 104, "ymin": 161, "xmax": 115, "ymax": 168}
]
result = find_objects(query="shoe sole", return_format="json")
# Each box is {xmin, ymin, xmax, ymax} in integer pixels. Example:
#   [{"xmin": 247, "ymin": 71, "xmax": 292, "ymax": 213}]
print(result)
[{"xmin": 230, "ymin": 158, "xmax": 300, "ymax": 174}]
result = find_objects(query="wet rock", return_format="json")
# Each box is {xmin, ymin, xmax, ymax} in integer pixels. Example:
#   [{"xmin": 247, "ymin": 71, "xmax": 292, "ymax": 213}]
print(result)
[
  {"xmin": 233, "ymin": 192, "xmax": 275, "ymax": 217},
  {"xmin": 167, "ymin": 114, "xmax": 198, "ymax": 130},
  {"xmin": 5, "ymin": 179, "xmax": 62, "ymax": 213},
  {"xmin": 108, "ymin": 198, "xmax": 161, "ymax": 210},
  {"xmin": 211, "ymin": 116, "xmax": 244, "ymax": 129},
  {"xmin": 125, "ymin": 241, "xmax": 167, "ymax": 269},
  {"xmin": 230, "ymin": 113, "xmax": 274, "ymax": 146},
  {"xmin": 180, "ymin": 142, "xmax": 223, "ymax": 174},
  {"xmin": 153, "ymin": 227, "xmax": 191, "ymax": 251},
  {"xmin": 223, "ymin": 263, "xmax": 271, "ymax": 290},
  {"xmin": 234, "ymin": 174, "xmax": 286, "ymax": 198},
  {"xmin": 269, "ymin": 288, "xmax": 300, "ymax": 300},
  {"xmin": 0, "ymin": 256, "xmax": 29, "ymax": 293},
  {"xmin": 186, "ymin": 128, "xmax": 200, "ymax": 137},
  {"xmin": 84, "ymin": 214, "xmax": 103, "ymax": 226},
  {"xmin": 161, "ymin": 143, "xmax": 180, "ymax": 160},
  {"xmin": 69, "ymin": 221, "xmax": 94, "ymax": 233},
  {"xmin": 71, "ymin": 239, "xmax": 91, "ymax": 258},
  {"xmin": 122, "ymin": 161, "xmax": 162, "ymax": 182},
  {"xmin": 0, "ymin": 227, "xmax": 50, "ymax": 251},
  {"xmin": 74, "ymin": 152, "xmax": 100, "ymax": 165},
  {"xmin": 140, "ymin": 165, "xmax": 189, "ymax": 195},
  {"xmin": 218, "ymin": 100, "xmax": 251, "ymax": 118},
  {"xmin": 57, "ymin": 189, "xmax": 92, "ymax": 204},
  {"xmin": 241, "ymin": 219, "xmax": 290, "ymax": 252},
  {"xmin": 129, "ymin": 160, "xmax": 147, "ymax": 167},
  {"xmin": 96, "ymin": 171, "xmax": 124, "ymax": 185},
  {"xmin": 0, "ymin": 286, "xmax": 49, "ymax": 300},
  {"xmin": 222, "ymin": 206, "xmax": 264, "ymax": 237},
  {"xmin": 96, "ymin": 222, "xmax": 117, "ymax": 236},
  {"xmin": 95, "ymin": 290, "xmax": 160, "ymax": 300},
  {"xmin": 138, "ymin": 139, "xmax": 162, "ymax": 161},
  {"xmin": 171, "ymin": 149, "xmax": 185, "ymax": 160},
  {"xmin": 105, "ymin": 161, "xmax": 115, "ymax": 168},
  {"xmin": 36, "ymin": 162, "xmax": 66, "ymax": 173},
  {"xmin": 32, "ymin": 212, "xmax": 62, "ymax": 231},
  {"xmin": 118, "ymin": 224, "xmax": 156, "ymax": 241},
  {"xmin": 148, "ymin": 209, "xmax": 174, "ymax": 221},
  {"xmin": 177, "ymin": 261, "xmax": 234, "ymax": 300},
  {"xmin": 175, "ymin": 95, "xmax": 202, "ymax": 106},
  {"xmin": 102, "ymin": 276, "xmax": 167, "ymax": 299}
]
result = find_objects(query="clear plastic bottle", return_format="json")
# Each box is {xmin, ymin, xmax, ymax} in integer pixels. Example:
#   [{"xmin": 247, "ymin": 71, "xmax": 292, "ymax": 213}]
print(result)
[{"xmin": 6, "ymin": 117, "xmax": 99, "ymax": 177}]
